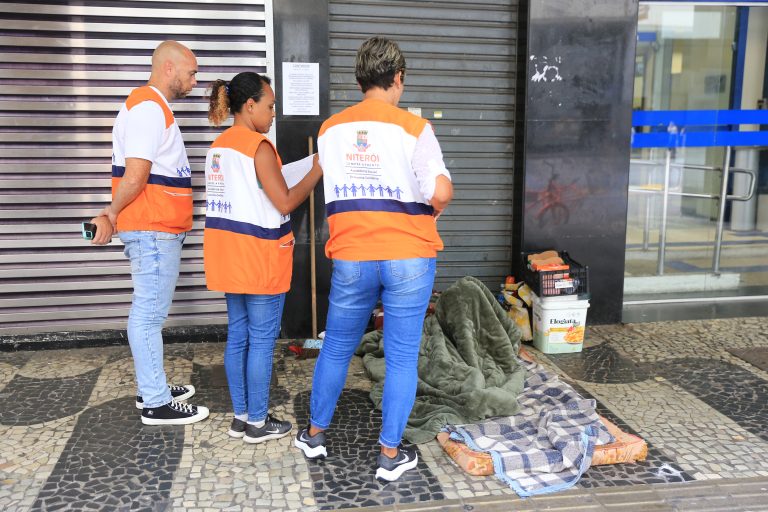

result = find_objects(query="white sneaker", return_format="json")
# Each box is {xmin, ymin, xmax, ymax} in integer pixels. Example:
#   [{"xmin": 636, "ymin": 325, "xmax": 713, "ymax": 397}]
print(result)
[{"xmin": 375, "ymin": 445, "xmax": 418, "ymax": 482}]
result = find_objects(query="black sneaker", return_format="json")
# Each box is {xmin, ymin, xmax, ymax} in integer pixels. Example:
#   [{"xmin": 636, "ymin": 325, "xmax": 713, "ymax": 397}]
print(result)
[
  {"xmin": 375, "ymin": 445, "xmax": 418, "ymax": 482},
  {"xmin": 228, "ymin": 418, "xmax": 247, "ymax": 439},
  {"xmin": 141, "ymin": 400, "xmax": 209, "ymax": 425},
  {"xmin": 243, "ymin": 414, "xmax": 292, "ymax": 444},
  {"xmin": 135, "ymin": 384, "xmax": 196, "ymax": 409},
  {"xmin": 294, "ymin": 425, "xmax": 327, "ymax": 459}
]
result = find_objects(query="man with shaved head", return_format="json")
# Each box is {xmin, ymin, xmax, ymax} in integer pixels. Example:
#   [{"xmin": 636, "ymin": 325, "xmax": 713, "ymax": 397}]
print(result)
[
  {"xmin": 151, "ymin": 40, "xmax": 198, "ymax": 100},
  {"xmin": 89, "ymin": 40, "xmax": 209, "ymax": 425}
]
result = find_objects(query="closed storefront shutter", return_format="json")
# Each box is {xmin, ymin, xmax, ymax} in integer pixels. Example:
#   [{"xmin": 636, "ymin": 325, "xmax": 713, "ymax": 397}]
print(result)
[
  {"xmin": 328, "ymin": 0, "xmax": 519, "ymax": 290},
  {"xmin": 0, "ymin": 0, "xmax": 273, "ymax": 334}
]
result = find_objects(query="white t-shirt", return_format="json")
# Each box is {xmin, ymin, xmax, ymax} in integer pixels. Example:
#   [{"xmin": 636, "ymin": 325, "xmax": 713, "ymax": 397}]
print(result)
[
  {"xmin": 123, "ymin": 101, "xmax": 164, "ymax": 162},
  {"xmin": 412, "ymin": 124, "xmax": 451, "ymax": 201},
  {"xmin": 112, "ymin": 86, "xmax": 191, "ymax": 184}
]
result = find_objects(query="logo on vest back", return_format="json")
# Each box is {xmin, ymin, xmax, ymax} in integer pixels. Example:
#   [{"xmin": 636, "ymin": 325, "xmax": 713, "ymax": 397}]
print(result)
[
  {"xmin": 343, "ymin": 128, "xmax": 383, "ymax": 183},
  {"xmin": 354, "ymin": 130, "xmax": 370, "ymax": 152},
  {"xmin": 346, "ymin": 130, "xmax": 379, "ymax": 165},
  {"xmin": 208, "ymin": 153, "xmax": 224, "ymax": 183}
]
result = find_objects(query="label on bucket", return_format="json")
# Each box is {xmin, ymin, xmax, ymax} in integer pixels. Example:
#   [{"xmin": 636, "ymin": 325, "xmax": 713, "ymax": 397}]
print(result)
[{"xmin": 545, "ymin": 325, "xmax": 585, "ymax": 344}]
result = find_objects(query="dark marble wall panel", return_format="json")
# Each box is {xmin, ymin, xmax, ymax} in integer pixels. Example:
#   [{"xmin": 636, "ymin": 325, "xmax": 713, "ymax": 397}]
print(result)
[
  {"xmin": 274, "ymin": 0, "xmax": 331, "ymax": 337},
  {"xmin": 517, "ymin": 0, "xmax": 639, "ymax": 324}
]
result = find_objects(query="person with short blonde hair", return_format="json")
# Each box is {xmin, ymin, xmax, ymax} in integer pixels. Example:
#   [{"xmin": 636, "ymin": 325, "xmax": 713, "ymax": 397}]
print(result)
[
  {"xmin": 294, "ymin": 36, "xmax": 453, "ymax": 481},
  {"xmin": 354, "ymin": 36, "xmax": 406, "ymax": 92}
]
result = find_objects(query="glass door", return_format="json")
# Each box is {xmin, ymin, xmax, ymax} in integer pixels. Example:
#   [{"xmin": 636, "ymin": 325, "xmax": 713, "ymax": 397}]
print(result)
[{"xmin": 625, "ymin": 2, "xmax": 768, "ymax": 305}]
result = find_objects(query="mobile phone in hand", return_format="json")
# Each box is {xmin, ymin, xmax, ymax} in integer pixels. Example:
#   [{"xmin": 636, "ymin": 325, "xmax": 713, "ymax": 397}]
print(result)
[{"xmin": 82, "ymin": 222, "xmax": 97, "ymax": 240}]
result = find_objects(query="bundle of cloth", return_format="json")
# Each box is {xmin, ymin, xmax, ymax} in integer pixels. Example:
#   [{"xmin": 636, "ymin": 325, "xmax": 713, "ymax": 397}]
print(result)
[
  {"xmin": 444, "ymin": 359, "xmax": 614, "ymax": 496},
  {"xmin": 356, "ymin": 276, "xmax": 611, "ymax": 496}
]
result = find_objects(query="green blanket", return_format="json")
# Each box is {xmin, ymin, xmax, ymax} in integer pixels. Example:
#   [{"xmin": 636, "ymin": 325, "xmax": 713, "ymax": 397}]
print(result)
[{"xmin": 356, "ymin": 276, "xmax": 527, "ymax": 444}]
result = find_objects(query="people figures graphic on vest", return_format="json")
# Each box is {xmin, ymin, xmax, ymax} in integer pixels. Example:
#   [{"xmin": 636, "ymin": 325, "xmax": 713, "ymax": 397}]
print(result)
[
  {"xmin": 294, "ymin": 36, "xmax": 453, "ymax": 482},
  {"xmin": 204, "ymin": 71, "xmax": 323, "ymax": 445},
  {"xmin": 334, "ymin": 184, "xmax": 341, "ymax": 197},
  {"xmin": 88, "ymin": 40, "xmax": 209, "ymax": 426}
]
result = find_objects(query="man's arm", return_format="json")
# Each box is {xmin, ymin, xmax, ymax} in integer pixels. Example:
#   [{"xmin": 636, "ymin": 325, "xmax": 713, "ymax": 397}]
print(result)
[
  {"xmin": 105, "ymin": 101, "xmax": 161, "ymax": 225},
  {"xmin": 91, "ymin": 158, "xmax": 151, "ymax": 244},
  {"xmin": 91, "ymin": 99, "xmax": 162, "ymax": 245},
  {"xmin": 91, "ymin": 158, "xmax": 150, "ymax": 244}
]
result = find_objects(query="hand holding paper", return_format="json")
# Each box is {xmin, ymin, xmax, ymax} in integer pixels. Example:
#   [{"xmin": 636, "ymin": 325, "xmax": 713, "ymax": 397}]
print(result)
[{"xmin": 282, "ymin": 153, "xmax": 318, "ymax": 188}]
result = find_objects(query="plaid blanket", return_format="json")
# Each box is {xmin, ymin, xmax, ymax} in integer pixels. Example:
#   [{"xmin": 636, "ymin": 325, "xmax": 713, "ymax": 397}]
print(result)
[{"xmin": 445, "ymin": 359, "xmax": 613, "ymax": 497}]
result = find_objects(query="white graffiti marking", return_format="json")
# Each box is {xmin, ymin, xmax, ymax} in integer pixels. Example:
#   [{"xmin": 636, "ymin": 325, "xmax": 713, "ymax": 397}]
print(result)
[{"xmin": 530, "ymin": 55, "xmax": 563, "ymax": 83}]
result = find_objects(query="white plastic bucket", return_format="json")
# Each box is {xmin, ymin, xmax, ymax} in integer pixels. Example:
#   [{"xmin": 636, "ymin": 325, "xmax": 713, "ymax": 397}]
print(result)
[{"xmin": 532, "ymin": 292, "xmax": 590, "ymax": 354}]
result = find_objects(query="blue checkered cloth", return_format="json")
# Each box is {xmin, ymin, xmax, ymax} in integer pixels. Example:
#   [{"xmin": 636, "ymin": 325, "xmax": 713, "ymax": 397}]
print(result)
[{"xmin": 444, "ymin": 359, "xmax": 613, "ymax": 497}]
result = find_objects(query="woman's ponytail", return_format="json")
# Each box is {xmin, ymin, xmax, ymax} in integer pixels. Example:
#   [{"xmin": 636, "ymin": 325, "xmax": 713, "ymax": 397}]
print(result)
[{"xmin": 207, "ymin": 79, "xmax": 230, "ymax": 127}]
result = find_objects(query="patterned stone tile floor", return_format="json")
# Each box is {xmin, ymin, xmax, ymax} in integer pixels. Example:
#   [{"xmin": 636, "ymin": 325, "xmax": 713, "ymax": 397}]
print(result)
[{"xmin": 1, "ymin": 316, "xmax": 768, "ymax": 511}]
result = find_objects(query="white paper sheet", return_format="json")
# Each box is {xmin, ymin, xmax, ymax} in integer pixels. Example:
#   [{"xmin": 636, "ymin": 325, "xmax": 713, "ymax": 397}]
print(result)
[
  {"xmin": 282, "ymin": 154, "xmax": 315, "ymax": 188},
  {"xmin": 282, "ymin": 62, "xmax": 320, "ymax": 116}
]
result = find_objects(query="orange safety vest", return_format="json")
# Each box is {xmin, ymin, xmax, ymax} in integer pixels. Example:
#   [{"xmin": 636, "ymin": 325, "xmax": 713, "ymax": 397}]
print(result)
[
  {"xmin": 318, "ymin": 98, "xmax": 443, "ymax": 260},
  {"xmin": 111, "ymin": 86, "xmax": 193, "ymax": 233},
  {"xmin": 203, "ymin": 126, "xmax": 294, "ymax": 294}
]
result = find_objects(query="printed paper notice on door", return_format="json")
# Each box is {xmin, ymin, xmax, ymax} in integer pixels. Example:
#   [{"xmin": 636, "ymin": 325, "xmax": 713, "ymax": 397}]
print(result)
[{"xmin": 282, "ymin": 62, "xmax": 319, "ymax": 116}]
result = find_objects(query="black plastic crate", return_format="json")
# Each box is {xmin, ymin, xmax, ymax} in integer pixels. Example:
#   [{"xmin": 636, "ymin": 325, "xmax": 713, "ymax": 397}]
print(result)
[{"xmin": 522, "ymin": 251, "xmax": 589, "ymax": 299}]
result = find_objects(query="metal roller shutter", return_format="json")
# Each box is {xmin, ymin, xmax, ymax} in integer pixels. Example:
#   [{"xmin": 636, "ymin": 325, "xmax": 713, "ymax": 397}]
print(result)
[
  {"xmin": 328, "ymin": 0, "xmax": 518, "ymax": 290},
  {"xmin": 0, "ymin": 0, "xmax": 274, "ymax": 334}
]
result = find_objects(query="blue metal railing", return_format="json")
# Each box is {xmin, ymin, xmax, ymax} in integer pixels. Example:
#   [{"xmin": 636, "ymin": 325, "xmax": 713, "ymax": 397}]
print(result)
[{"xmin": 629, "ymin": 109, "xmax": 764, "ymax": 275}]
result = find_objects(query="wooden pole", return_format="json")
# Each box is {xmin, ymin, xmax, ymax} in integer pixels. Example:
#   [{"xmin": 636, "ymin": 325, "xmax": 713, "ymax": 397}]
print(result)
[{"xmin": 308, "ymin": 136, "xmax": 318, "ymax": 339}]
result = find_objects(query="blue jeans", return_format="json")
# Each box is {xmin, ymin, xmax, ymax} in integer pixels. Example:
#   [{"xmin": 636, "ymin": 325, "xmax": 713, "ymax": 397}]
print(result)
[
  {"xmin": 120, "ymin": 230, "xmax": 186, "ymax": 408},
  {"xmin": 224, "ymin": 293, "xmax": 285, "ymax": 422},
  {"xmin": 310, "ymin": 258, "xmax": 436, "ymax": 448}
]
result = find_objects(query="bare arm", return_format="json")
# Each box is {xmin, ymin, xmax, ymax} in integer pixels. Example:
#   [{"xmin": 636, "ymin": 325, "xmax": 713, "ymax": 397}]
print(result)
[
  {"xmin": 254, "ymin": 143, "xmax": 322, "ymax": 215},
  {"xmin": 431, "ymin": 175, "xmax": 453, "ymax": 213},
  {"xmin": 98, "ymin": 158, "xmax": 151, "ymax": 227}
]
